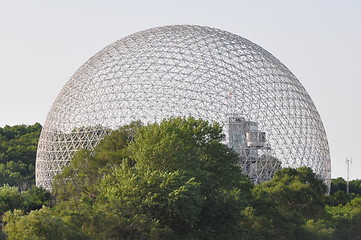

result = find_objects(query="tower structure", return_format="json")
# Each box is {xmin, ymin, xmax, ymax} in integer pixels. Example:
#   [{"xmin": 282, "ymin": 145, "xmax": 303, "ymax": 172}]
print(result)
[{"xmin": 228, "ymin": 115, "xmax": 278, "ymax": 184}]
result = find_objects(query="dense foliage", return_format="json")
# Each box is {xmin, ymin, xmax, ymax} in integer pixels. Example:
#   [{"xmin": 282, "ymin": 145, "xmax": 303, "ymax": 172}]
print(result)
[
  {"xmin": 0, "ymin": 123, "xmax": 51, "ymax": 239},
  {"xmin": 1, "ymin": 119, "xmax": 361, "ymax": 239},
  {"xmin": 0, "ymin": 185, "xmax": 51, "ymax": 240},
  {"xmin": 0, "ymin": 123, "xmax": 41, "ymax": 189},
  {"xmin": 327, "ymin": 177, "xmax": 361, "ymax": 206},
  {"xmin": 50, "ymin": 118, "xmax": 252, "ymax": 239}
]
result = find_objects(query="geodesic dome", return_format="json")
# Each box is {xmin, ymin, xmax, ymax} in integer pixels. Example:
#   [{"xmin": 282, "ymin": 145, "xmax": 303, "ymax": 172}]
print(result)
[{"xmin": 36, "ymin": 25, "xmax": 331, "ymax": 190}]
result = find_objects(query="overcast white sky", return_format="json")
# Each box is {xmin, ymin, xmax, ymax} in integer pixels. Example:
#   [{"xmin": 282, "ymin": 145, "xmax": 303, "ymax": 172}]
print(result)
[{"xmin": 0, "ymin": 0, "xmax": 360, "ymax": 179}]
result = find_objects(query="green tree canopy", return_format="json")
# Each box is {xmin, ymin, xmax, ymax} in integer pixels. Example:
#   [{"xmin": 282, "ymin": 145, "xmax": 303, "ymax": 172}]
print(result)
[
  {"xmin": 246, "ymin": 167, "xmax": 328, "ymax": 240},
  {"xmin": 6, "ymin": 119, "xmax": 355, "ymax": 240},
  {"xmin": 0, "ymin": 184, "xmax": 51, "ymax": 239},
  {"xmin": 3, "ymin": 208, "xmax": 87, "ymax": 240},
  {"xmin": 257, "ymin": 167, "xmax": 327, "ymax": 220},
  {"xmin": 52, "ymin": 121, "xmax": 142, "ymax": 202},
  {"xmin": 307, "ymin": 197, "xmax": 361, "ymax": 240},
  {"xmin": 327, "ymin": 177, "xmax": 361, "ymax": 206},
  {"xmin": 0, "ymin": 185, "xmax": 22, "ymax": 215},
  {"xmin": 327, "ymin": 197, "xmax": 361, "ymax": 240},
  {"xmin": 49, "ymin": 117, "xmax": 253, "ymax": 239},
  {"xmin": 0, "ymin": 123, "xmax": 42, "ymax": 188}
]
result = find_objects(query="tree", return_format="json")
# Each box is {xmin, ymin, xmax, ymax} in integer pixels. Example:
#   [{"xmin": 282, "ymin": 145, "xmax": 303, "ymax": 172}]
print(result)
[
  {"xmin": 307, "ymin": 197, "xmax": 361, "ymax": 240},
  {"xmin": 52, "ymin": 121, "xmax": 142, "ymax": 203},
  {"xmin": 350, "ymin": 180, "xmax": 361, "ymax": 195},
  {"xmin": 127, "ymin": 117, "xmax": 252, "ymax": 239},
  {"xmin": 0, "ymin": 185, "xmax": 22, "ymax": 215},
  {"xmin": 3, "ymin": 208, "xmax": 87, "ymax": 240},
  {"xmin": 49, "ymin": 117, "xmax": 253, "ymax": 239},
  {"xmin": 94, "ymin": 166, "xmax": 201, "ymax": 239},
  {"xmin": 327, "ymin": 197, "xmax": 361, "ymax": 240},
  {"xmin": 0, "ymin": 185, "xmax": 50, "ymax": 239},
  {"xmin": 3, "ymin": 120, "xmax": 346, "ymax": 240},
  {"xmin": 246, "ymin": 167, "xmax": 328, "ymax": 240},
  {"xmin": 330, "ymin": 177, "xmax": 347, "ymax": 194},
  {"xmin": 326, "ymin": 190, "xmax": 359, "ymax": 206},
  {"xmin": 257, "ymin": 167, "xmax": 327, "ymax": 220},
  {"xmin": 327, "ymin": 178, "xmax": 361, "ymax": 206},
  {"xmin": 0, "ymin": 123, "xmax": 42, "ymax": 188},
  {"xmin": 21, "ymin": 186, "xmax": 52, "ymax": 212}
]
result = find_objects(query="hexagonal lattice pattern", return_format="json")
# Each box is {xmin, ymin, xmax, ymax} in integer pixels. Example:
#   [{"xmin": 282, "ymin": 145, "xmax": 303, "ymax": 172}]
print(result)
[{"xmin": 36, "ymin": 25, "xmax": 331, "ymax": 190}]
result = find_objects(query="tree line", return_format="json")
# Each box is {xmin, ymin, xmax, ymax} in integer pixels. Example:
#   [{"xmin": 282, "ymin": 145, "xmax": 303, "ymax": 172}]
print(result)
[{"xmin": 0, "ymin": 119, "xmax": 361, "ymax": 239}]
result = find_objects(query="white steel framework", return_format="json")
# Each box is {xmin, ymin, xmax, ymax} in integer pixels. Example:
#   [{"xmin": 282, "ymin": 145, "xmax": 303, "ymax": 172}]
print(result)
[{"xmin": 36, "ymin": 25, "xmax": 331, "ymax": 190}]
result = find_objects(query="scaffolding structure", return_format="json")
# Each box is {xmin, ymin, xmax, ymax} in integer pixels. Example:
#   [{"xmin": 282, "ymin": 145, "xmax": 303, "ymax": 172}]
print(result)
[{"xmin": 228, "ymin": 115, "xmax": 280, "ymax": 184}]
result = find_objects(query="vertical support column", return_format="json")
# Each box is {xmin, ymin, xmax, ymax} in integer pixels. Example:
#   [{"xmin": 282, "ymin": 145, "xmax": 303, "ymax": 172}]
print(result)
[{"xmin": 346, "ymin": 158, "xmax": 352, "ymax": 194}]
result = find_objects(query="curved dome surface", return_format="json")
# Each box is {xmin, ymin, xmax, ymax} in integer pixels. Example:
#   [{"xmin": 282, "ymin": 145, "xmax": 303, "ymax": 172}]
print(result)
[{"xmin": 36, "ymin": 25, "xmax": 331, "ymax": 190}]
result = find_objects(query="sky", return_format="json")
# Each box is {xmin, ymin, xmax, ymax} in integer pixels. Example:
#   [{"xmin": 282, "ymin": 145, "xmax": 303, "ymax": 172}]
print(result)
[{"xmin": 0, "ymin": 0, "xmax": 360, "ymax": 180}]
